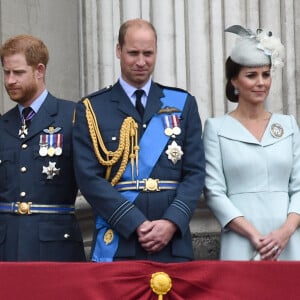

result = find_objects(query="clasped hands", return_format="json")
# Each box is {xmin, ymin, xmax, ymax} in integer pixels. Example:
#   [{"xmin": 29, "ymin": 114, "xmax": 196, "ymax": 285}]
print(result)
[
  {"xmin": 137, "ymin": 220, "xmax": 177, "ymax": 254},
  {"xmin": 253, "ymin": 227, "xmax": 291, "ymax": 261}
]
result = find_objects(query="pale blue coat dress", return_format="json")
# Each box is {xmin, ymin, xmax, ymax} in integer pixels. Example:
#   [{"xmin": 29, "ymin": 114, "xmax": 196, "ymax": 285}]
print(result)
[{"xmin": 203, "ymin": 113, "xmax": 300, "ymax": 260}]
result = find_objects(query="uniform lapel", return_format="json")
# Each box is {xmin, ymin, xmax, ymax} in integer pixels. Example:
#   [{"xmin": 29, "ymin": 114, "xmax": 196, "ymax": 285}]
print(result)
[
  {"xmin": 112, "ymin": 82, "xmax": 140, "ymax": 120},
  {"xmin": 2, "ymin": 95, "xmax": 58, "ymax": 141},
  {"xmin": 143, "ymin": 82, "xmax": 164, "ymax": 123},
  {"xmin": 2, "ymin": 106, "xmax": 22, "ymax": 139},
  {"xmin": 112, "ymin": 81, "xmax": 164, "ymax": 123}
]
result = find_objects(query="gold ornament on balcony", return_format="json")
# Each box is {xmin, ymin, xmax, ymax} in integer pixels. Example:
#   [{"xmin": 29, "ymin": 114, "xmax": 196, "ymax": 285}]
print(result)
[{"xmin": 150, "ymin": 272, "xmax": 172, "ymax": 300}]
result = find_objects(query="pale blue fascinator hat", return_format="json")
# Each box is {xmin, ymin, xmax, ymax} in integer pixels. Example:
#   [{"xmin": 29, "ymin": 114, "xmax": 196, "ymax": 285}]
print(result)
[{"xmin": 225, "ymin": 25, "xmax": 285, "ymax": 73}]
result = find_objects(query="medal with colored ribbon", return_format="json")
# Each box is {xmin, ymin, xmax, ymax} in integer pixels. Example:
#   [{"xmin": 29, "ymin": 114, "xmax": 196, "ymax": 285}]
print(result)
[
  {"xmin": 47, "ymin": 133, "xmax": 55, "ymax": 157},
  {"xmin": 18, "ymin": 125, "xmax": 28, "ymax": 139},
  {"xmin": 54, "ymin": 133, "xmax": 63, "ymax": 156},
  {"xmin": 163, "ymin": 115, "xmax": 173, "ymax": 136},
  {"xmin": 39, "ymin": 134, "xmax": 48, "ymax": 157},
  {"xmin": 171, "ymin": 114, "xmax": 181, "ymax": 135}
]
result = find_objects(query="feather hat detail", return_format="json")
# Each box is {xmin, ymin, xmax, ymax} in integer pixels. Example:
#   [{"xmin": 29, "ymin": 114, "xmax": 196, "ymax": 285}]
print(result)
[{"xmin": 225, "ymin": 25, "xmax": 285, "ymax": 73}]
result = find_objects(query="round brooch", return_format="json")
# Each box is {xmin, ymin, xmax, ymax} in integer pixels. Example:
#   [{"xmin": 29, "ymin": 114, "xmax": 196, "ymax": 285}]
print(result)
[{"xmin": 270, "ymin": 123, "xmax": 284, "ymax": 138}]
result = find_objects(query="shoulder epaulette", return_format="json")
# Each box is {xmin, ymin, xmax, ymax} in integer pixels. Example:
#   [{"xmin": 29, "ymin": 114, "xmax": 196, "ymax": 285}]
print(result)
[
  {"xmin": 81, "ymin": 85, "xmax": 113, "ymax": 101},
  {"xmin": 155, "ymin": 82, "xmax": 190, "ymax": 95}
]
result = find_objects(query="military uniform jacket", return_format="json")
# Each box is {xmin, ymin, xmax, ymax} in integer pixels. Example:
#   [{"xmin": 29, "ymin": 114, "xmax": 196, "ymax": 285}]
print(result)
[
  {"xmin": 0, "ymin": 94, "xmax": 85, "ymax": 261},
  {"xmin": 73, "ymin": 81, "xmax": 205, "ymax": 262}
]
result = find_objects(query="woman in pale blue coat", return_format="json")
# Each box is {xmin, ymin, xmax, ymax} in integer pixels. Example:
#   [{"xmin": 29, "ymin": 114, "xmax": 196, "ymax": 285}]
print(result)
[{"xmin": 204, "ymin": 25, "xmax": 300, "ymax": 260}]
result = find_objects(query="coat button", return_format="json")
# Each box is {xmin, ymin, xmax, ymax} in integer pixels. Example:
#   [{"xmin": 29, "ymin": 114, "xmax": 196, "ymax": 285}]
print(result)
[
  {"xmin": 20, "ymin": 192, "xmax": 26, "ymax": 197},
  {"xmin": 20, "ymin": 167, "xmax": 27, "ymax": 173},
  {"xmin": 21, "ymin": 144, "xmax": 28, "ymax": 149},
  {"xmin": 64, "ymin": 234, "xmax": 70, "ymax": 239}
]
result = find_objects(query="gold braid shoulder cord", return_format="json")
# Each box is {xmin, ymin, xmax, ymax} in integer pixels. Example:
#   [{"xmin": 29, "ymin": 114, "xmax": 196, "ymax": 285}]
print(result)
[{"xmin": 83, "ymin": 98, "xmax": 139, "ymax": 186}]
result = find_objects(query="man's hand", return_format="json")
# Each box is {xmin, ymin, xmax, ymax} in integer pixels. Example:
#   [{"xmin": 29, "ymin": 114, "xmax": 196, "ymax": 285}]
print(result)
[{"xmin": 137, "ymin": 220, "xmax": 177, "ymax": 253}]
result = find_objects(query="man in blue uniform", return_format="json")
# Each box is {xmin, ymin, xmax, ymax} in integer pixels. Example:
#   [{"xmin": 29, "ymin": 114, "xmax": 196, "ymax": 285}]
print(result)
[
  {"xmin": 73, "ymin": 19, "xmax": 205, "ymax": 262},
  {"xmin": 0, "ymin": 35, "xmax": 85, "ymax": 261}
]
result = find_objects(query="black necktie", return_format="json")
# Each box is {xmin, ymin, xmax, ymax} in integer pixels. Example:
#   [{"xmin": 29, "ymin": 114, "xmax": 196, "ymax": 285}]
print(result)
[
  {"xmin": 22, "ymin": 107, "xmax": 35, "ymax": 127},
  {"xmin": 135, "ymin": 90, "xmax": 144, "ymax": 118}
]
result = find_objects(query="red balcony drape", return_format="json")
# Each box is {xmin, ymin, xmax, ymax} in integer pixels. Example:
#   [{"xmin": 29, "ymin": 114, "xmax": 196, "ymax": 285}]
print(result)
[{"xmin": 0, "ymin": 260, "xmax": 298, "ymax": 300}]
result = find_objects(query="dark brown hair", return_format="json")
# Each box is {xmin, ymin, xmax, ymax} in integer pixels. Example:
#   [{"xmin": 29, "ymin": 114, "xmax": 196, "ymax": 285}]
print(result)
[{"xmin": 225, "ymin": 57, "xmax": 243, "ymax": 103}]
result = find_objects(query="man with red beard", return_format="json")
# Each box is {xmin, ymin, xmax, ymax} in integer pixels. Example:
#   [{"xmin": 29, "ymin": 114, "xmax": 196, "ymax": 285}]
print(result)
[{"xmin": 0, "ymin": 35, "xmax": 85, "ymax": 261}]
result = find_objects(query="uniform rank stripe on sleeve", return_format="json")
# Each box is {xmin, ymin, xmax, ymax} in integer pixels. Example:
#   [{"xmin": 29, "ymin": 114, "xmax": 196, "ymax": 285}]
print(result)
[
  {"xmin": 171, "ymin": 199, "xmax": 191, "ymax": 217},
  {"xmin": 108, "ymin": 202, "xmax": 134, "ymax": 226},
  {"xmin": 111, "ymin": 205, "xmax": 135, "ymax": 227}
]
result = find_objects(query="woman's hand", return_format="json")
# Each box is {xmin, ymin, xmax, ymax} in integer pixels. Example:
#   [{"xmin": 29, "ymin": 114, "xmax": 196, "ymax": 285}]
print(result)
[
  {"xmin": 258, "ymin": 213, "xmax": 300, "ymax": 260},
  {"xmin": 258, "ymin": 228, "xmax": 289, "ymax": 260}
]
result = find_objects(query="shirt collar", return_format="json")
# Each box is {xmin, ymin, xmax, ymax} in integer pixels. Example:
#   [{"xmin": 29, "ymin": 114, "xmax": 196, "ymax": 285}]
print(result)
[
  {"xmin": 18, "ymin": 89, "xmax": 48, "ymax": 115},
  {"xmin": 119, "ymin": 76, "xmax": 151, "ymax": 98}
]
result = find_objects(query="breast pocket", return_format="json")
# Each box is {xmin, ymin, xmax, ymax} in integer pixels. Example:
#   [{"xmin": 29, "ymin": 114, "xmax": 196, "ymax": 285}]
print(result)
[
  {"xmin": 39, "ymin": 221, "xmax": 84, "ymax": 261},
  {"xmin": 101, "ymin": 129, "xmax": 120, "ymax": 151},
  {"xmin": 0, "ymin": 150, "xmax": 16, "ymax": 192},
  {"xmin": 33, "ymin": 145, "xmax": 72, "ymax": 185},
  {"xmin": 158, "ymin": 138, "xmax": 184, "ymax": 172}
]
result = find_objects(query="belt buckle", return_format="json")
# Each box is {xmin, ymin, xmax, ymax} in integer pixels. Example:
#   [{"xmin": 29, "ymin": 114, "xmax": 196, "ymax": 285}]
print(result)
[
  {"xmin": 143, "ymin": 178, "xmax": 160, "ymax": 192},
  {"xmin": 16, "ymin": 202, "xmax": 32, "ymax": 215}
]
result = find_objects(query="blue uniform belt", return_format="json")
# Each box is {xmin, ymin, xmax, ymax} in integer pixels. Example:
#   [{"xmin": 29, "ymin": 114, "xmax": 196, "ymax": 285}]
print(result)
[
  {"xmin": 0, "ymin": 202, "xmax": 75, "ymax": 215},
  {"xmin": 114, "ymin": 178, "xmax": 178, "ymax": 192}
]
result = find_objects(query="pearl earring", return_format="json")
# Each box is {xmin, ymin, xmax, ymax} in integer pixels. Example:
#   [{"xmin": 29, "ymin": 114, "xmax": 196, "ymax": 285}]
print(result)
[{"xmin": 234, "ymin": 87, "xmax": 239, "ymax": 95}]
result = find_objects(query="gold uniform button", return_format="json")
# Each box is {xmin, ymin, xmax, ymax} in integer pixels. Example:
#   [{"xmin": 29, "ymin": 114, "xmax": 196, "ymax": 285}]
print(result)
[
  {"xmin": 20, "ymin": 167, "xmax": 27, "ymax": 173},
  {"xmin": 20, "ymin": 192, "xmax": 26, "ymax": 197},
  {"xmin": 21, "ymin": 144, "xmax": 28, "ymax": 149}
]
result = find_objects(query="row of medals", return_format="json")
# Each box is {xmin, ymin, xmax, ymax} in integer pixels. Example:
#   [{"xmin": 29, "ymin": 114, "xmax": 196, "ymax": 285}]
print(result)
[
  {"xmin": 39, "ymin": 143, "xmax": 62, "ymax": 157},
  {"xmin": 164, "ymin": 114, "xmax": 181, "ymax": 137},
  {"xmin": 40, "ymin": 127, "xmax": 63, "ymax": 157}
]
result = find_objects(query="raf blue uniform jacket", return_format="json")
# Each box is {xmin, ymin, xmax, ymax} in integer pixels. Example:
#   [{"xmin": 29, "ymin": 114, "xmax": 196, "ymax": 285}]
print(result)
[
  {"xmin": 0, "ymin": 94, "xmax": 85, "ymax": 261},
  {"xmin": 73, "ymin": 81, "xmax": 205, "ymax": 262}
]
